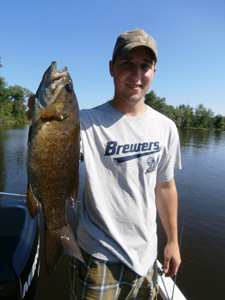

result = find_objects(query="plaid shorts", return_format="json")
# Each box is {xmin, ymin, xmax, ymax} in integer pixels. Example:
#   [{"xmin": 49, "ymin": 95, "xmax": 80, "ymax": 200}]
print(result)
[{"xmin": 69, "ymin": 249, "xmax": 158, "ymax": 300}]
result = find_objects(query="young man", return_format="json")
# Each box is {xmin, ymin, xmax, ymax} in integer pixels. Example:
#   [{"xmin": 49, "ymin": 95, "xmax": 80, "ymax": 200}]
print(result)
[{"xmin": 70, "ymin": 29, "xmax": 182, "ymax": 300}]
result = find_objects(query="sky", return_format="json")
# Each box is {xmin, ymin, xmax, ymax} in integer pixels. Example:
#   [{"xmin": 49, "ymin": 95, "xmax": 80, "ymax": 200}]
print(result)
[{"xmin": 0, "ymin": 0, "xmax": 225, "ymax": 116}]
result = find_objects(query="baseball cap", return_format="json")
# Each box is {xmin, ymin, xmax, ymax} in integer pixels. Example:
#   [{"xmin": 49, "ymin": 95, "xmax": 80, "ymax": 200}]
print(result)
[{"xmin": 112, "ymin": 28, "xmax": 157, "ymax": 63}]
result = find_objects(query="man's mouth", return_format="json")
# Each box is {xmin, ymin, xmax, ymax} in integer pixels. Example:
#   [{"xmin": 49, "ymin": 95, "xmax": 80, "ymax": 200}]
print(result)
[{"xmin": 127, "ymin": 83, "xmax": 142, "ymax": 89}]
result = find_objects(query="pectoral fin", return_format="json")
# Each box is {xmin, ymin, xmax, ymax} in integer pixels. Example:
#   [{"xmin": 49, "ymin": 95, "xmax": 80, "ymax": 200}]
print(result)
[
  {"xmin": 27, "ymin": 184, "xmax": 41, "ymax": 218},
  {"xmin": 41, "ymin": 104, "xmax": 57, "ymax": 119},
  {"xmin": 41, "ymin": 103, "xmax": 69, "ymax": 121}
]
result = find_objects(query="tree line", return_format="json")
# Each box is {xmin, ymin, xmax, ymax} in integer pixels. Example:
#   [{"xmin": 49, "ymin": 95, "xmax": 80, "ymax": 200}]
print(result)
[
  {"xmin": 145, "ymin": 91, "xmax": 225, "ymax": 130},
  {"xmin": 0, "ymin": 58, "xmax": 32, "ymax": 124},
  {"xmin": 0, "ymin": 57, "xmax": 224, "ymax": 129}
]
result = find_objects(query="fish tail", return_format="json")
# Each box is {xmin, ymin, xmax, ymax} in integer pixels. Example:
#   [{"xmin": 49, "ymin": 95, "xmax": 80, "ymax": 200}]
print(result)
[{"xmin": 45, "ymin": 224, "xmax": 83, "ymax": 275}]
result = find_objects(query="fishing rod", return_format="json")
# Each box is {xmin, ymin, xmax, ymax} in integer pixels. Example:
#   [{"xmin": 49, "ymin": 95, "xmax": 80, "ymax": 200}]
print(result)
[
  {"xmin": 0, "ymin": 192, "xmax": 27, "ymax": 197},
  {"xmin": 171, "ymin": 198, "xmax": 187, "ymax": 300}
]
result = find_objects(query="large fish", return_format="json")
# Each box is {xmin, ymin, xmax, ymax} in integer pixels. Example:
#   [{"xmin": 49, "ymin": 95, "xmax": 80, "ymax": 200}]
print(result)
[{"xmin": 27, "ymin": 61, "xmax": 83, "ymax": 274}]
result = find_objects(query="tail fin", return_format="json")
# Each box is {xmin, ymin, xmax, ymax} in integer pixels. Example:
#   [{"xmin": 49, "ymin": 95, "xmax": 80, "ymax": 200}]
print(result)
[{"xmin": 45, "ymin": 224, "xmax": 83, "ymax": 275}]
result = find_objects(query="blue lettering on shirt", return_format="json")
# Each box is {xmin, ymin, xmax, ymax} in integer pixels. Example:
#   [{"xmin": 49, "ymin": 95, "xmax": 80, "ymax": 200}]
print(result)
[{"xmin": 105, "ymin": 141, "xmax": 161, "ymax": 163}]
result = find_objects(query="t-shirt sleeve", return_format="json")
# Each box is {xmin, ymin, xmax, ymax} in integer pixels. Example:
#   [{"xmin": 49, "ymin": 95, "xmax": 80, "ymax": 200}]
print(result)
[{"xmin": 156, "ymin": 123, "xmax": 182, "ymax": 182}]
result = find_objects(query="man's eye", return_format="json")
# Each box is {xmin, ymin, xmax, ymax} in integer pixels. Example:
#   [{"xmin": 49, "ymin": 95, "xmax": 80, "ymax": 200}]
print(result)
[
  {"xmin": 142, "ymin": 64, "xmax": 149, "ymax": 69},
  {"xmin": 142, "ymin": 63, "xmax": 152, "ymax": 70},
  {"xmin": 123, "ymin": 61, "xmax": 131, "ymax": 67}
]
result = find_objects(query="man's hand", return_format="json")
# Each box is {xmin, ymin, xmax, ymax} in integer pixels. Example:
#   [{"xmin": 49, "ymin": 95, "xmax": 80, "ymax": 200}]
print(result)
[
  {"xmin": 26, "ymin": 94, "xmax": 35, "ymax": 121},
  {"xmin": 162, "ymin": 241, "xmax": 181, "ymax": 277},
  {"xmin": 155, "ymin": 178, "xmax": 181, "ymax": 277}
]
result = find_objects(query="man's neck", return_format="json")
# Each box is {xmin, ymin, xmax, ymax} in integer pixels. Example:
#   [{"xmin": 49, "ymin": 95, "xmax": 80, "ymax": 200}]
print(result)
[{"xmin": 109, "ymin": 99, "xmax": 147, "ymax": 117}]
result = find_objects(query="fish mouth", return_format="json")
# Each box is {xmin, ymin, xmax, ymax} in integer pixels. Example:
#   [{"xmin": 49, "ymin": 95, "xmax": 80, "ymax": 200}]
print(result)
[
  {"xmin": 50, "ymin": 61, "xmax": 68, "ymax": 83},
  {"xmin": 36, "ymin": 61, "xmax": 70, "ymax": 109},
  {"xmin": 48, "ymin": 62, "xmax": 70, "ymax": 97}
]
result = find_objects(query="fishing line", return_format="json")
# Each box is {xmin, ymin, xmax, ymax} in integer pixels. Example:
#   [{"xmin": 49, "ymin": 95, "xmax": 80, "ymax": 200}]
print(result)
[
  {"xmin": 0, "ymin": 192, "xmax": 27, "ymax": 197},
  {"xmin": 171, "ymin": 196, "xmax": 187, "ymax": 300}
]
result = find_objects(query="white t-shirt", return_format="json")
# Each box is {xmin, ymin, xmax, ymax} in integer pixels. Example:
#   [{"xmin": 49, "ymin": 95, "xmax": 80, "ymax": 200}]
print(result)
[{"xmin": 77, "ymin": 102, "xmax": 181, "ymax": 276}]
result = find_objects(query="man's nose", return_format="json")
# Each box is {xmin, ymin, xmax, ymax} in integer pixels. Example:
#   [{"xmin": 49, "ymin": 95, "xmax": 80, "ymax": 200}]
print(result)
[{"xmin": 131, "ymin": 65, "xmax": 142, "ymax": 78}]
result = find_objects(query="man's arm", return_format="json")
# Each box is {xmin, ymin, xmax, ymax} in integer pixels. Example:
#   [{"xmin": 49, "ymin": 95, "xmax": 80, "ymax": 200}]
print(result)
[{"xmin": 155, "ymin": 178, "xmax": 181, "ymax": 277}]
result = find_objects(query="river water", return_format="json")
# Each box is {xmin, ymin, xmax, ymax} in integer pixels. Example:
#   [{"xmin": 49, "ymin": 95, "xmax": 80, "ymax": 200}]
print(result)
[{"xmin": 0, "ymin": 125, "xmax": 224, "ymax": 300}]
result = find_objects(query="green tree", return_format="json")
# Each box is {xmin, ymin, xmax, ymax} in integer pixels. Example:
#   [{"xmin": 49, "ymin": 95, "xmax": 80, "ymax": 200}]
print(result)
[
  {"xmin": 0, "ymin": 57, "xmax": 33, "ymax": 124},
  {"xmin": 7, "ymin": 85, "xmax": 33, "ymax": 123},
  {"xmin": 145, "ymin": 90, "xmax": 167, "ymax": 113},
  {"xmin": 0, "ymin": 58, "xmax": 12, "ymax": 123},
  {"xmin": 145, "ymin": 91, "xmax": 223, "ymax": 130},
  {"xmin": 173, "ymin": 107, "xmax": 183, "ymax": 128},
  {"xmin": 206, "ymin": 108, "xmax": 214, "ymax": 128},
  {"xmin": 162, "ymin": 104, "xmax": 176, "ymax": 122},
  {"xmin": 194, "ymin": 104, "xmax": 214, "ymax": 129},
  {"xmin": 0, "ymin": 76, "xmax": 12, "ymax": 122},
  {"xmin": 213, "ymin": 115, "xmax": 225, "ymax": 130},
  {"xmin": 177, "ymin": 104, "xmax": 194, "ymax": 128}
]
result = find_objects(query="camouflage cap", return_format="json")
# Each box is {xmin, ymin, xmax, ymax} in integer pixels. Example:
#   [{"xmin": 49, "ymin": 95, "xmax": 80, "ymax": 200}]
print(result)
[{"xmin": 112, "ymin": 28, "xmax": 157, "ymax": 62}]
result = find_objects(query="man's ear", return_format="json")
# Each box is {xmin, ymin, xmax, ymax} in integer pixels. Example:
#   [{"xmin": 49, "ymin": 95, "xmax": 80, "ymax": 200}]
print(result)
[{"xmin": 109, "ymin": 60, "xmax": 114, "ymax": 77}]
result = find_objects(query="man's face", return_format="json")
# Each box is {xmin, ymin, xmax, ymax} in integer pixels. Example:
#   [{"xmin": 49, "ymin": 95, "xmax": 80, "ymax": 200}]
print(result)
[{"xmin": 109, "ymin": 47, "xmax": 156, "ymax": 107}]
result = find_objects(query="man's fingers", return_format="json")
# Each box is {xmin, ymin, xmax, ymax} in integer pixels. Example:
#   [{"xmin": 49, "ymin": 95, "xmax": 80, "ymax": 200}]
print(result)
[
  {"xmin": 28, "ymin": 94, "xmax": 35, "ymax": 109},
  {"xmin": 26, "ymin": 109, "xmax": 32, "ymax": 121},
  {"xmin": 163, "ymin": 258, "xmax": 179, "ymax": 277},
  {"xmin": 162, "ymin": 258, "xmax": 170, "ymax": 275},
  {"xmin": 26, "ymin": 95, "xmax": 35, "ymax": 121}
]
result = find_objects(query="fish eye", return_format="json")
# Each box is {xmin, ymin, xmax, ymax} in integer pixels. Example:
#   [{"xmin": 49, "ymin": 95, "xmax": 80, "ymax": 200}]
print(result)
[{"xmin": 65, "ymin": 83, "xmax": 73, "ymax": 93}]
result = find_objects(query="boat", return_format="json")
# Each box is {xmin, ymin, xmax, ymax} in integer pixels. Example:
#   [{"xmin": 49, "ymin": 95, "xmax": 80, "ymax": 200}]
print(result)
[
  {"xmin": 0, "ymin": 193, "xmax": 40, "ymax": 300},
  {"xmin": 0, "ymin": 192, "xmax": 187, "ymax": 300}
]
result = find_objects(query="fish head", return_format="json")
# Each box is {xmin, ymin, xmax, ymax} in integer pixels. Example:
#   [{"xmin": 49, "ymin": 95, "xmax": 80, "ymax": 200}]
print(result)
[{"xmin": 32, "ymin": 61, "xmax": 78, "ymax": 122}]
